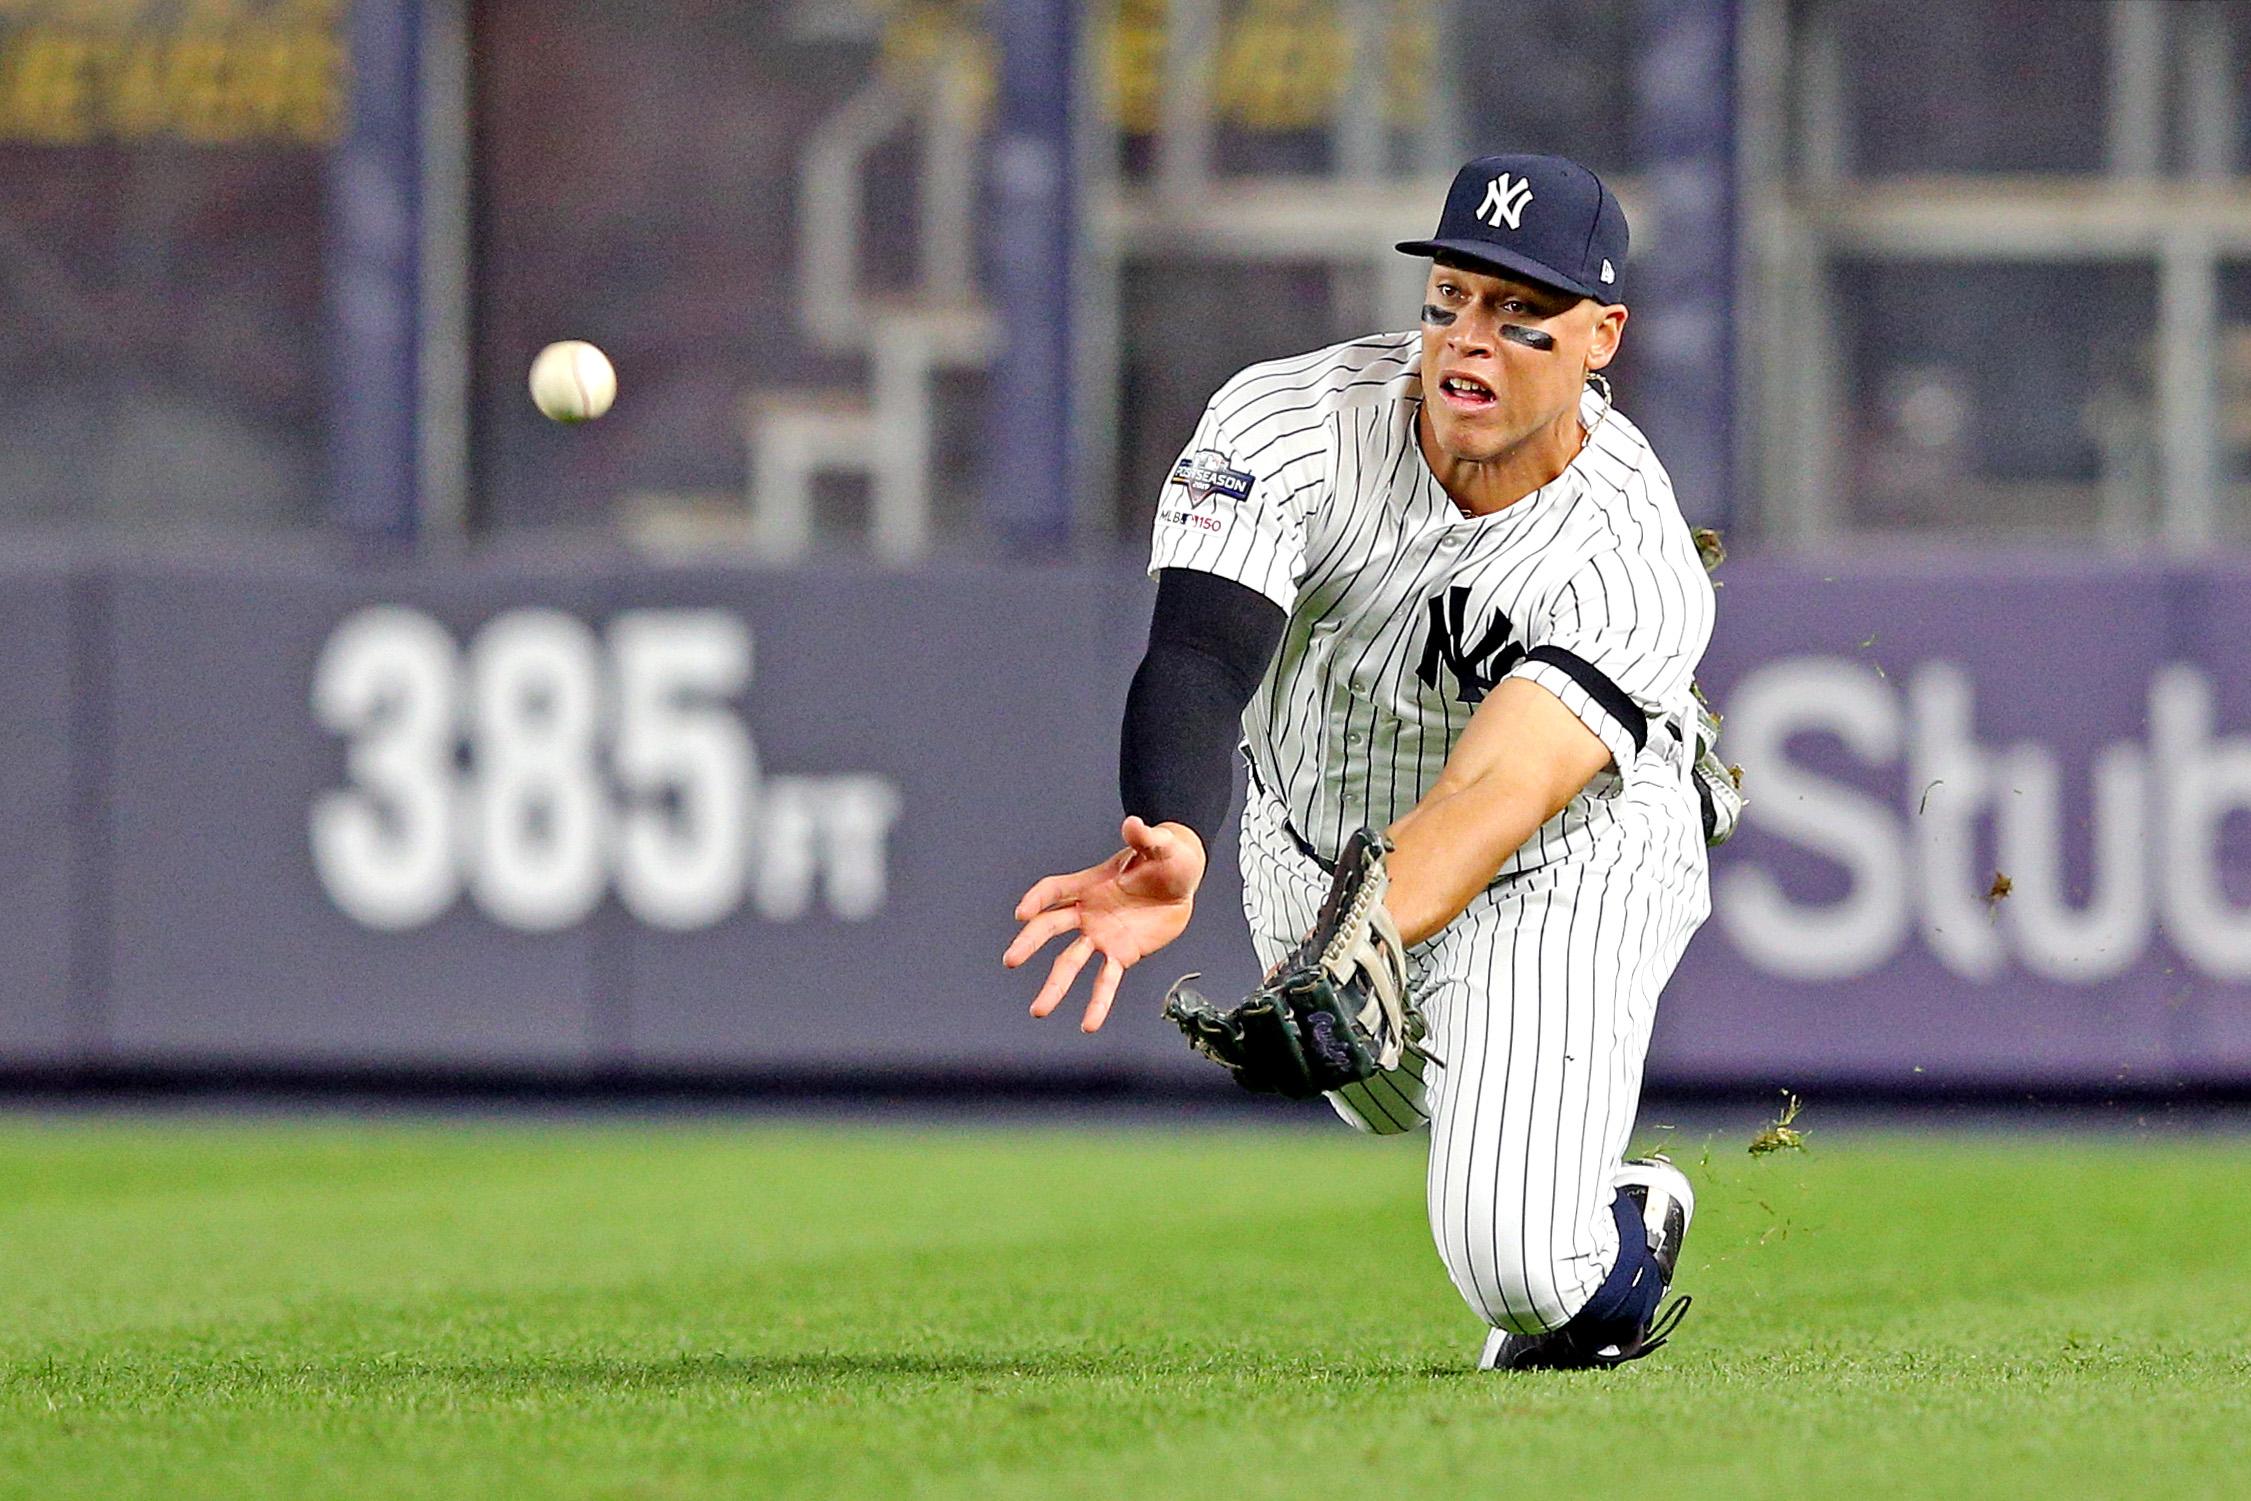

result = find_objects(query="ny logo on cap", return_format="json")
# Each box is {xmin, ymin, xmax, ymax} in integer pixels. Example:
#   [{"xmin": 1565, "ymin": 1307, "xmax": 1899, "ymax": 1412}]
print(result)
[{"xmin": 1476, "ymin": 174, "xmax": 1534, "ymax": 231}]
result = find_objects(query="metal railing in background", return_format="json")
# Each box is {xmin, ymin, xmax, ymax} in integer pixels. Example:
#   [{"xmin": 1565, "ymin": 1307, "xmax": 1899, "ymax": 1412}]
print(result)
[{"xmin": 740, "ymin": 45, "xmax": 998, "ymax": 563}]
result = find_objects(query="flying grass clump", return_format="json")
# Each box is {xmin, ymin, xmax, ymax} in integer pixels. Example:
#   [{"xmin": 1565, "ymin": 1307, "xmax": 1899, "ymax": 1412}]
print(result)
[{"xmin": 1748, "ymin": 1092, "xmax": 1807, "ymax": 1156}]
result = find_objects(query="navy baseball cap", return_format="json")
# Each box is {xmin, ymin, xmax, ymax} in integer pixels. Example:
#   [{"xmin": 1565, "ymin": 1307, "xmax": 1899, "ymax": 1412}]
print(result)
[{"xmin": 1396, "ymin": 153, "xmax": 1629, "ymax": 305}]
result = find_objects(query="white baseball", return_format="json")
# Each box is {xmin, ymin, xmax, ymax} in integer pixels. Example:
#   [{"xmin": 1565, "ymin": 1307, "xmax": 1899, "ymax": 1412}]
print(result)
[{"xmin": 528, "ymin": 340, "xmax": 617, "ymax": 423}]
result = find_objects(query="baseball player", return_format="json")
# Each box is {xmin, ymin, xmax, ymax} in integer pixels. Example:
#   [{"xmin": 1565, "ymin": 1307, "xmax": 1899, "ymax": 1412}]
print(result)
[{"xmin": 1005, "ymin": 154, "xmax": 1726, "ymax": 1370}]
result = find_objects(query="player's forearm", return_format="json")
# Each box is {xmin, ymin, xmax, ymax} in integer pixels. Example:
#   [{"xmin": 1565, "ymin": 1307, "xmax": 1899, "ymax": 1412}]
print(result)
[
  {"xmin": 1378, "ymin": 678, "xmax": 1613, "ymax": 946},
  {"xmin": 1120, "ymin": 644, "xmax": 1248, "ymax": 850},
  {"xmin": 1118, "ymin": 569, "xmax": 1286, "ymax": 850},
  {"xmin": 1382, "ymin": 775, "xmax": 1559, "ymax": 946}
]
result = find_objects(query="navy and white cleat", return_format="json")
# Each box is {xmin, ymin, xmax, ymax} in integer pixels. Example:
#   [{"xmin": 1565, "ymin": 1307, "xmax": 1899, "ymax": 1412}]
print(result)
[{"xmin": 1477, "ymin": 1157, "xmax": 1695, "ymax": 1371}]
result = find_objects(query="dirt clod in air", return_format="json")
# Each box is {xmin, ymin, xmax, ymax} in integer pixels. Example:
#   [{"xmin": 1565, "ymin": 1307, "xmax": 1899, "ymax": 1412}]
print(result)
[{"xmin": 1748, "ymin": 1092, "xmax": 1807, "ymax": 1156}]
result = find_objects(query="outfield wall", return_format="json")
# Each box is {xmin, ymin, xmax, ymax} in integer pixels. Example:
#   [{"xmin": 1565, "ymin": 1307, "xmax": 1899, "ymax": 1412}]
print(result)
[{"xmin": 0, "ymin": 550, "xmax": 2244, "ymax": 1091}]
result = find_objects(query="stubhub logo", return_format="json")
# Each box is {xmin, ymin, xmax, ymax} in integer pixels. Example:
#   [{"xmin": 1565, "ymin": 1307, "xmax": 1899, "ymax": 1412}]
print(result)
[{"xmin": 1719, "ymin": 658, "xmax": 2251, "ymax": 984}]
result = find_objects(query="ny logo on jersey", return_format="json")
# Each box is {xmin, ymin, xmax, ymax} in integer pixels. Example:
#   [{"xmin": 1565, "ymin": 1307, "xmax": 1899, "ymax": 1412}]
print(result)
[
  {"xmin": 1417, "ymin": 586, "xmax": 1523, "ymax": 705},
  {"xmin": 1477, "ymin": 174, "xmax": 1534, "ymax": 231}
]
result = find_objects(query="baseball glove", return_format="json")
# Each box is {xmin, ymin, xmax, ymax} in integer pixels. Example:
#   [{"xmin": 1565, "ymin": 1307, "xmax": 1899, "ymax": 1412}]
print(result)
[{"xmin": 1163, "ymin": 828, "xmax": 1426, "ymax": 1099}]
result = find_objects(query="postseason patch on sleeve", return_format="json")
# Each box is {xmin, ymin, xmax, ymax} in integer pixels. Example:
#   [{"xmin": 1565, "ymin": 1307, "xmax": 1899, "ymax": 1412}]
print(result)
[{"xmin": 1169, "ymin": 450, "xmax": 1256, "ymax": 507}]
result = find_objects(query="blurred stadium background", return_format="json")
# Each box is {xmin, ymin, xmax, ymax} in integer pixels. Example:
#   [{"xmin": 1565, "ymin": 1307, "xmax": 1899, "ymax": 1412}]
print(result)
[
  {"xmin": 2, "ymin": 0, "xmax": 2247, "ymax": 1100},
  {"xmin": 6, "ymin": 3, "xmax": 2251, "ymax": 1495}
]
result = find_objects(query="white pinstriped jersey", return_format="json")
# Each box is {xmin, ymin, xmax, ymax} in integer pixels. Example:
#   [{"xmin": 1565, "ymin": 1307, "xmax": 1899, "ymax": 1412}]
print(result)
[{"xmin": 1149, "ymin": 329, "xmax": 1716, "ymax": 875}]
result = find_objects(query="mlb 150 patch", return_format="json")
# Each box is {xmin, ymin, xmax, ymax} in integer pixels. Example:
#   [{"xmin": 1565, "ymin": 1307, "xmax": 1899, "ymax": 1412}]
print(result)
[{"xmin": 1170, "ymin": 450, "xmax": 1255, "ymax": 506}]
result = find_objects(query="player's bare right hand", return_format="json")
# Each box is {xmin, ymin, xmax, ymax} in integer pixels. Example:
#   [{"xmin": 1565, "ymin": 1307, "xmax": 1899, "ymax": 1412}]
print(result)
[{"xmin": 1004, "ymin": 816, "xmax": 1206, "ymax": 1034}]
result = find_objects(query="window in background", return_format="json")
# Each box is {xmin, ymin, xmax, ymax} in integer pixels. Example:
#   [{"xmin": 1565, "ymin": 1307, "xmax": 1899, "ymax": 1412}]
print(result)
[
  {"xmin": 0, "ymin": 0, "xmax": 341, "ymax": 536},
  {"xmin": 1451, "ymin": 0, "xmax": 1634, "ymax": 179},
  {"xmin": 1755, "ymin": 0, "xmax": 2251, "ymax": 550},
  {"xmin": 1831, "ymin": 261, "xmax": 2158, "ymax": 539},
  {"xmin": 1834, "ymin": 0, "xmax": 2107, "ymax": 177}
]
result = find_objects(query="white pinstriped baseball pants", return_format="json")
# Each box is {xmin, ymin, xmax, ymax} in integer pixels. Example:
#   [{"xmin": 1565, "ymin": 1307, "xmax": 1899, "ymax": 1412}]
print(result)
[{"xmin": 1238, "ymin": 786, "xmax": 1709, "ymax": 1336}]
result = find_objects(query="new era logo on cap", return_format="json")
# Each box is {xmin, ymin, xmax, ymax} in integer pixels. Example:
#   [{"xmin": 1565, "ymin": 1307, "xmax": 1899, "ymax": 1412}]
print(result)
[{"xmin": 1396, "ymin": 152, "xmax": 1630, "ymax": 306}]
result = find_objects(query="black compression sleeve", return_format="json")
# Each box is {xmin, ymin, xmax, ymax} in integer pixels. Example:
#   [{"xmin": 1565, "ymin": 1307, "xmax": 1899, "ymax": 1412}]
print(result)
[{"xmin": 1119, "ymin": 569, "xmax": 1287, "ymax": 849}]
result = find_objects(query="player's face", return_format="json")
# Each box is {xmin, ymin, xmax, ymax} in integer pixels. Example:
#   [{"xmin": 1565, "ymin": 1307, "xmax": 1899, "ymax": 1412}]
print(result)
[{"xmin": 1418, "ymin": 263, "xmax": 1626, "ymax": 463}]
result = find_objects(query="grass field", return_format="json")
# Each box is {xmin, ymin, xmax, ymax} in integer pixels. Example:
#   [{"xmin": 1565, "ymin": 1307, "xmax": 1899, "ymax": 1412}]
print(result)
[{"xmin": 0, "ymin": 1114, "xmax": 2243, "ymax": 1499}]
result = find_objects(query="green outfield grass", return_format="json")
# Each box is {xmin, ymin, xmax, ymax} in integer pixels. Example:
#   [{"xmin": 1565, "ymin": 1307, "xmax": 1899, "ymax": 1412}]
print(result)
[{"xmin": 0, "ymin": 1113, "xmax": 2242, "ymax": 1499}]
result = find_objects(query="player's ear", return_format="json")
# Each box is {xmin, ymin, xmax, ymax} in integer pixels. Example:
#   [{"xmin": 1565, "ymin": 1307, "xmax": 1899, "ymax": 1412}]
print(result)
[{"xmin": 1584, "ymin": 304, "xmax": 1627, "ymax": 372}]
